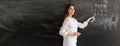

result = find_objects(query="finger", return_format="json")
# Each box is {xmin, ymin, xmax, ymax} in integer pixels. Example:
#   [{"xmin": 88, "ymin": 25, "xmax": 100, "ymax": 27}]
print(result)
[
  {"xmin": 92, "ymin": 16, "xmax": 95, "ymax": 18},
  {"xmin": 78, "ymin": 33, "xmax": 81, "ymax": 36},
  {"xmin": 90, "ymin": 16, "xmax": 94, "ymax": 19},
  {"xmin": 93, "ymin": 18, "xmax": 96, "ymax": 20},
  {"xmin": 92, "ymin": 15, "xmax": 96, "ymax": 18}
]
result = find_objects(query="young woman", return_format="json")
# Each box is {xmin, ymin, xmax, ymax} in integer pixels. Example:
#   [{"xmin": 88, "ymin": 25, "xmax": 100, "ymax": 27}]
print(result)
[{"xmin": 59, "ymin": 3, "xmax": 95, "ymax": 46}]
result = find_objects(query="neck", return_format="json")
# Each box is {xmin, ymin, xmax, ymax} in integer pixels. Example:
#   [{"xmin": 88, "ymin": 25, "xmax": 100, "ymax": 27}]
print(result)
[{"xmin": 67, "ymin": 15, "xmax": 73, "ymax": 18}]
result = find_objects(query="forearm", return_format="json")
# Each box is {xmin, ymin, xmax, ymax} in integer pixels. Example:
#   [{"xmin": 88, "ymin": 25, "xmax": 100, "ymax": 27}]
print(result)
[
  {"xmin": 85, "ymin": 18, "xmax": 91, "ymax": 23},
  {"xmin": 67, "ymin": 32, "xmax": 81, "ymax": 36}
]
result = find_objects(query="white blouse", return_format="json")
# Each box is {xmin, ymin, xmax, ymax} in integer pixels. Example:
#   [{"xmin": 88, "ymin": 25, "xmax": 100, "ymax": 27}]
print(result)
[
  {"xmin": 59, "ymin": 17, "xmax": 89, "ymax": 46},
  {"xmin": 59, "ymin": 17, "xmax": 88, "ymax": 37}
]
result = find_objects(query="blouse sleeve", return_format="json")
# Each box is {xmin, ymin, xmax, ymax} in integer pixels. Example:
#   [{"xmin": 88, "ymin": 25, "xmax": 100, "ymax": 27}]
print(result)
[
  {"xmin": 59, "ymin": 18, "xmax": 69, "ymax": 37},
  {"xmin": 77, "ymin": 21, "xmax": 88, "ymax": 29}
]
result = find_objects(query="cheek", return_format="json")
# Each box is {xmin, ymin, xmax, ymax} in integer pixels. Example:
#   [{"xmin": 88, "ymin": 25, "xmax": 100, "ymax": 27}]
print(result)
[
  {"xmin": 73, "ymin": 10, "xmax": 75, "ymax": 12},
  {"xmin": 72, "ymin": 10, "xmax": 75, "ymax": 13}
]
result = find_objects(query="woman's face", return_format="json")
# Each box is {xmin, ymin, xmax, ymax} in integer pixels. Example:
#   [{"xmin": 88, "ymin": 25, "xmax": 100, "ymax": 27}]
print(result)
[{"xmin": 68, "ymin": 5, "xmax": 75, "ymax": 16}]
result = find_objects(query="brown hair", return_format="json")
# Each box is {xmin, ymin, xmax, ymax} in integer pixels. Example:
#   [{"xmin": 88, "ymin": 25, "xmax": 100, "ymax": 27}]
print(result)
[{"xmin": 64, "ymin": 3, "xmax": 76, "ymax": 18}]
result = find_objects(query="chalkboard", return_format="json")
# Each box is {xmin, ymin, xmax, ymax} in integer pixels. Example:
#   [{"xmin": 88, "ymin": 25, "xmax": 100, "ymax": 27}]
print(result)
[{"xmin": 0, "ymin": 0, "xmax": 120, "ymax": 46}]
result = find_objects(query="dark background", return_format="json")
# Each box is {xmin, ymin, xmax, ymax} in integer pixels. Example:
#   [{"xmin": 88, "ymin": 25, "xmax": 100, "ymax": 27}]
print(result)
[{"xmin": 0, "ymin": 0, "xmax": 120, "ymax": 46}]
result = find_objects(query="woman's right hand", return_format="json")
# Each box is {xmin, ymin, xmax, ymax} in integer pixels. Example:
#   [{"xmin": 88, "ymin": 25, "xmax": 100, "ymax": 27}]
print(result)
[{"xmin": 67, "ymin": 32, "xmax": 81, "ymax": 36}]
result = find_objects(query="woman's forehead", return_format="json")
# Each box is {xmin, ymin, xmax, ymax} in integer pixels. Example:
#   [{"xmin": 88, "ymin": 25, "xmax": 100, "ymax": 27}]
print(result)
[{"xmin": 70, "ymin": 5, "xmax": 75, "ymax": 9}]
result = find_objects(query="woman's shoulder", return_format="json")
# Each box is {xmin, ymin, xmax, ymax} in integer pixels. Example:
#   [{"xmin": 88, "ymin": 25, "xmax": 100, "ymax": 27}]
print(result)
[
  {"xmin": 64, "ymin": 17, "xmax": 71, "ymax": 21},
  {"xmin": 63, "ymin": 17, "xmax": 71, "ymax": 22},
  {"xmin": 64, "ymin": 17, "xmax": 69, "ymax": 21}
]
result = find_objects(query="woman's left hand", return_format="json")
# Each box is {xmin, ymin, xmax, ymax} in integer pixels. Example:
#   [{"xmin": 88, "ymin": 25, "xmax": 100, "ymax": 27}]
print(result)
[
  {"xmin": 75, "ymin": 32, "xmax": 81, "ymax": 36},
  {"xmin": 89, "ymin": 15, "xmax": 95, "ymax": 20},
  {"xmin": 88, "ymin": 15, "xmax": 96, "ymax": 22}
]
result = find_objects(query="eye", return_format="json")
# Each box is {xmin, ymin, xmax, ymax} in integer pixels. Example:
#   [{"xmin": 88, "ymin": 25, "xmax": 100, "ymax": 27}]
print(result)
[{"xmin": 69, "ymin": 8, "xmax": 72, "ymax": 9}]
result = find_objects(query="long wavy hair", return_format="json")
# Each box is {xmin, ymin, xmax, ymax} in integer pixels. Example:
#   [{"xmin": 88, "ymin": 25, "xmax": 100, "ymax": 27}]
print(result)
[{"xmin": 64, "ymin": 3, "xmax": 76, "ymax": 18}]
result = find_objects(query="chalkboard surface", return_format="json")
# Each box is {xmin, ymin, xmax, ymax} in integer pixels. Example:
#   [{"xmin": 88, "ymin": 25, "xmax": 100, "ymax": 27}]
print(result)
[{"xmin": 0, "ymin": 0, "xmax": 120, "ymax": 46}]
